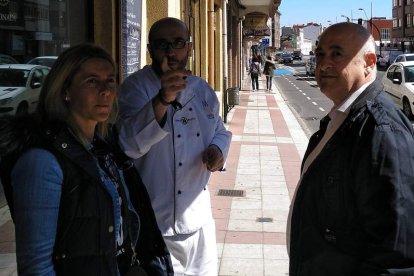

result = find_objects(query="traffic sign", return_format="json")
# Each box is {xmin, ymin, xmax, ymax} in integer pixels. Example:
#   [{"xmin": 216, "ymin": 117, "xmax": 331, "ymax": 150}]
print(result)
[{"xmin": 262, "ymin": 38, "xmax": 269, "ymax": 45}]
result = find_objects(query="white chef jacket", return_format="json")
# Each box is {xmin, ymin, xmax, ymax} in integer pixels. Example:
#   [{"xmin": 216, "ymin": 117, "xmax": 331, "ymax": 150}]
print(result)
[{"xmin": 117, "ymin": 65, "xmax": 232, "ymax": 236}]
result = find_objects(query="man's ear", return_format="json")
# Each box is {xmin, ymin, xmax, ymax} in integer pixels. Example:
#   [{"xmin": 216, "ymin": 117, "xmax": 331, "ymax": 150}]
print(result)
[
  {"xmin": 365, "ymin": 52, "xmax": 376, "ymax": 69},
  {"xmin": 187, "ymin": 42, "xmax": 193, "ymax": 56}
]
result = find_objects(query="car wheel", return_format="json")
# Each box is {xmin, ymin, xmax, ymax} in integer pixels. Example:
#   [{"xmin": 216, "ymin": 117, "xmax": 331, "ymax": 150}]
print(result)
[
  {"xmin": 16, "ymin": 102, "xmax": 28, "ymax": 116},
  {"xmin": 402, "ymin": 97, "xmax": 413, "ymax": 120}
]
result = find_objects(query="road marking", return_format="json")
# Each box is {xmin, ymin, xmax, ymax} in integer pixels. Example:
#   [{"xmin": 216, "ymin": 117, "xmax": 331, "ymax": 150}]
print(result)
[
  {"xmin": 312, "ymin": 102, "xmax": 317, "ymax": 105},
  {"xmin": 319, "ymin": 107, "xmax": 325, "ymax": 112},
  {"xmin": 307, "ymin": 97, "xmax": 311, "ymax": 100}
]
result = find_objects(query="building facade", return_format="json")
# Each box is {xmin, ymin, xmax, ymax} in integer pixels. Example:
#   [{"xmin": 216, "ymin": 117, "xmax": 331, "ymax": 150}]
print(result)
[{"xmin": 392, "ymin": 0, "xmax": 414, "ymax": 52}]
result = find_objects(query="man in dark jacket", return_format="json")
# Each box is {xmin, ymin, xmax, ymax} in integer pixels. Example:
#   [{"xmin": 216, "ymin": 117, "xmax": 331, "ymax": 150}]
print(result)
[{"xmin": 288, "ymin": 22, "xmax": 414, "ymax": 275}]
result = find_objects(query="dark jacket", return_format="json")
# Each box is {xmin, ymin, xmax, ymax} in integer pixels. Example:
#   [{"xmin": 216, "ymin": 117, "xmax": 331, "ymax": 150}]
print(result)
[
  {"xmin": 289, "ymin": 81, "xmax": 414, "ymax": 276},
  {"xmin": 263, "ymin": 60, "xmax": 275, "ymax": 75},
  {"xmin": 0, "ymin": 115, "xmax": 173, "ymax": 276}
]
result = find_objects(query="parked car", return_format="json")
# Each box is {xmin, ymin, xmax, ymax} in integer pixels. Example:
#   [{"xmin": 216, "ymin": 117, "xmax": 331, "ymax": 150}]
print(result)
[
  {"xmin": 292, "ymin": 50, "xmax": 303, "ymax": 60},
  {"xmin": 376, "ymin": 54, "xmax": 382, "ymax": 65},
  {"xmin": 0, "ymin": 64, "xmax": 50, "ymax": 116},
  {"xmin": 0, "ymin": 54, "xmax": 18, "ymax": 65},
  {"xmin": 275, "ymin": 52, "xmax": 283, "ymax": 62},
  {"xmin": 379, "ymin": 50, "xmax": 404, "ymax": 67},
  {"xmin": 305, "ymin": 56, "xmax": 316, "ymax": 76},
  {"xmin": 279, "ymin": 52, "xmax": 293, "ymax": 64},
  {"xmin": 382, "ymin": 61, "xmax": 414, "ymax": 119},
  {"xmin": 27, "ymin": 56, "xmax": 58, "ymax": 68},
  {"xmin": 394, "ymin": 53, "xmax": 414, "ymax": 63}
]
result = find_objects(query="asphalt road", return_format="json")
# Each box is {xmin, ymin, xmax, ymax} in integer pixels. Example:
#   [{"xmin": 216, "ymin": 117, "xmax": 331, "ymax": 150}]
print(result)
[{"xmin": 273, "ymin": 59, "xmax": 387, "ymax": 138}]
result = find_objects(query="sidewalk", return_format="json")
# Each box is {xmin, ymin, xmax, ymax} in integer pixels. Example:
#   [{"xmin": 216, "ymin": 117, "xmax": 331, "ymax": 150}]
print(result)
[
  {"xmin": 211, "ymin": 74, "xmax": 308, "ymax": 275},
  {"xmin": 0, "ymin": 75, "xmax": 309, "ymax": 276}
]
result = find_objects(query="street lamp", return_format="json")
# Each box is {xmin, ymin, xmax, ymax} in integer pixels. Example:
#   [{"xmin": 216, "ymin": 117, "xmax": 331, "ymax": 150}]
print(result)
[
  {"xmin": 358, "ymin": 5, "xmax": 382, "ymax": 56},
  {"xmin": 341, "ymin": 15, "xmax": 350, "ymax": 22},
  {"xmin": 359, "ymin": 3, "xmax": 373, "ymax": 35},
  {"xmin": 358, "ymin": 8, "xmax": 369, "ymax": 21}
]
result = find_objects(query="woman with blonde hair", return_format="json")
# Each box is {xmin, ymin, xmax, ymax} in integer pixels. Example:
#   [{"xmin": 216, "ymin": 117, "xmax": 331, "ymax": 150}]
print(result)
[{"xmin": 0, "ymin": 43, "xmax": 173, "ymax": 276}]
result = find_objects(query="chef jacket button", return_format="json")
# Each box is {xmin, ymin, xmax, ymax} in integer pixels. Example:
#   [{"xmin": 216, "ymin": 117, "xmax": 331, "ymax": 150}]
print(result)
[
  {"xmin": 177, "ymin": 134, "xmax": 181, "ymax": 138},
  {"xmin": 178, "ymin": 190, "xmax": 182, "ymax": 194},
  {"xmin": 108, "ymin": 225, "xmax": 114, "ymax": 232},
  {"xmin": 179, "ymin": 162, "xmax": 182, "ymax": 166},
  {"xmin": 197, "ymin": 133, "xmax": 200, "ymax": 137},
  {"xmin": 61, "ymin": 143, "xmax": 68, "ymax": 149},
  {"xmin": 189, "ymin": 108, "xmax": 193, "ymax": 111}
]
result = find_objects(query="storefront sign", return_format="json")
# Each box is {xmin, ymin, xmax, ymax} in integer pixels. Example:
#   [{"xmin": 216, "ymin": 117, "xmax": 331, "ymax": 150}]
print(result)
[
  {"xmin": 243, "ymin": 28, "xmax": 270, "ymax": 36},
  {"xmin": 0, "ymin": 0, "xmax": 24, "ymax": 27},
  {"xmin": 120, "ymin": 0, "xmax": 142, "ymax": 80},
  {"xmin": 243, "ymin": 12, "xmax": 270, "ymax": 37}
]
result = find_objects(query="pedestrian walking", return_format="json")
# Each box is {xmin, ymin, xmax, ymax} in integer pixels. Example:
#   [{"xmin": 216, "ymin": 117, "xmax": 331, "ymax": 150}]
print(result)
[
  {"xmin": 263, "ymin": 55, "xmax": 276, "ymax": 91},
  {"xmin": 249, "ymin": 56, "xmax": 261, "ymax": 91},
  {"xmin": 288, "ymin": 22, "xmax": 414, "ymax": 275},
  {"xmin": 0, "ymin": 43, "xmax": 173, "ymax": 276},
  {"xmin": 117, "ymin": 17, "xmax": 232, "ymax": 276}
]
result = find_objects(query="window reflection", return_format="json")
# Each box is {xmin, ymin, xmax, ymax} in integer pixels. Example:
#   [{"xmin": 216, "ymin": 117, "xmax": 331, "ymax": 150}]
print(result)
[{"xmin": 0, "ymin": 0, "xmax": 90, "ymax": 65}]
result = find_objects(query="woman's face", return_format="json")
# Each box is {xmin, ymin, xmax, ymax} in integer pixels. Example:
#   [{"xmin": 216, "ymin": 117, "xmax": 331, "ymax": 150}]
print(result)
[{"xmin": 66, "ymin": 57, "xmax": 116, "ymax": 133}]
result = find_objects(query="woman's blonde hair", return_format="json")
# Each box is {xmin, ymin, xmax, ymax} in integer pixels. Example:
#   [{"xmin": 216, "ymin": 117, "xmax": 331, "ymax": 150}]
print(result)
[{"xmin": 37, "ymin": 43, "xmax": 117, "ymax": 144}]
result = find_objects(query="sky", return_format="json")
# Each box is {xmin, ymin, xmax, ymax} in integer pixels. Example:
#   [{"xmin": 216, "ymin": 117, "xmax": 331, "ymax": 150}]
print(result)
[{"xmin": 279, "ymin": 0, "xmax": 392, "ymax": 27}]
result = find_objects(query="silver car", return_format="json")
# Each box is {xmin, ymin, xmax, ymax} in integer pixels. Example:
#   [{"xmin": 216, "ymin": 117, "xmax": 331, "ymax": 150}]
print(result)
[
  {"xmin": 27, "ymin": 56, "xmax": 58, "ymax": 68},
  {"xmin": 305, "ymin": 56, "xmax": 316, "ymax": 76},
  {"xmin": 382, "ymin": 61, "xmax": 414, "ymax": 119},
  {"xmin": 0, "ymin": 64, "xmax": 50, "ymax": 116}
]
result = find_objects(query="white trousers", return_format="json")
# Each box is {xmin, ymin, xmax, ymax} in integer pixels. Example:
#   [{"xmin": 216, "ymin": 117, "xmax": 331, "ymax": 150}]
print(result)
[{"xmin": 164, "ymin": 220, "xmax": 218, "ymax": 276}]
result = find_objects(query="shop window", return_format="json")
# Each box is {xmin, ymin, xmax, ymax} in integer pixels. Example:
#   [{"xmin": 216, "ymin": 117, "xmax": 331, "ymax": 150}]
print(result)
[{"xmin": 0, "ymin": 0, "xmax": 91, "ymax": 64}]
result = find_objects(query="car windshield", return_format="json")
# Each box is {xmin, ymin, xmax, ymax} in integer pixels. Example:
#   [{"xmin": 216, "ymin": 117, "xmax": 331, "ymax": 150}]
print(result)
[
  {"xmin": 0, "ymin": 69, "xmax": 30, "ymax": 87},
  {"xmin": 404, "ymin": 66, "xmax": 414, "ymax": 83}
]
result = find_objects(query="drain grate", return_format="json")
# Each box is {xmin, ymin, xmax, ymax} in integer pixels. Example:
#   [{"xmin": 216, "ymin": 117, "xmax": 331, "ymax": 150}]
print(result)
[
  {"xmin": 217, "ymin": 189, "xmax": 245, "ymax": 197},
  {"xmin": 256, "ymin": 217, "xmax": 273, "ymax": 222}
]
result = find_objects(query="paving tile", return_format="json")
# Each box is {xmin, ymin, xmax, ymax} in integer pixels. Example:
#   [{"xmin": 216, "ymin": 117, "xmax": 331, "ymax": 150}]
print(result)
[
  {"xmin": 0, "ymin": 207, "xmax": 11, "ymax": 228},
  {"xmin": 264, "ymin": 259, "xmax": 289, "ymax": 276},
  {"xmin": 225, "ymin": 231, "xmax": 263, "ymax": 244},
  {"xmin": 0, "ymin": 253, "xmax": 16, "ymax": 270},
  {"xmin": 263, "ymin": 232, "xmax": 287, "ymax": 245},
  {"xmin": 0, "ymin": 221, "xmax": 15, "ymax": 254},
  {"xmin": 228, "ymin": 219, "xmax": 263, "ymax": 232},
  {"xmin": 231, "ymin": 198, "xmax": 262, "ymax": 210},
  {"xmin": 229, "ymin": 209, "xmax": 262, "ymax": 220},
  {"xmin": 220, "ymin": 258, "xmax": 264, "ymax": 276},
  {"xmin": 222, "ymin": 244, "xmax": 263, "ymax": 259},
  {"xmin": 263, "ymin": 220, "xmax": 288, "ymax": 233}
]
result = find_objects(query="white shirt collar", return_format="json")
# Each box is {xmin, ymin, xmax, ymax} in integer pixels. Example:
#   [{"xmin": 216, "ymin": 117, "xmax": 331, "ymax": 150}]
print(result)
[{"xmin": 328, "ymin": 80, "xmax": 375, "ymax": 121}]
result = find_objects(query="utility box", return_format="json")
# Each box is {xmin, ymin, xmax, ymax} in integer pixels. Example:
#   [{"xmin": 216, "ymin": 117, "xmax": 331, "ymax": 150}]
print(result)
[{"xmin": 227, "ymin": 87, "xmax": 240, "ymax": 105}]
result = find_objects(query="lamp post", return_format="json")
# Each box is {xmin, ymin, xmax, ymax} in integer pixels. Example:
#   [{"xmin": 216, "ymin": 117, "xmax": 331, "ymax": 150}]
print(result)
[
  {"xmin": 358, "ymin": 5, "xmax": 372, "ymax": 35},
  {"xmin": 341, "ymin": 15, "xmax": 350, "ymax": 22}
]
